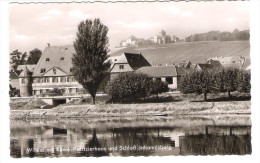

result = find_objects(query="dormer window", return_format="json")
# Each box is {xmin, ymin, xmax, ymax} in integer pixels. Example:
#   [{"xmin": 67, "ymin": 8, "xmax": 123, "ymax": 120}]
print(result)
[
  {"xmin": 114, "ymin": 59, "xmax": 117, "ymax": 61},
  {"xmin": 60, "ymin": 57, "xmax": 64, "ymax": 61},
  {"xmin": 40, "ymin": 68, "xmax": 46, "ymax": 73},
  {"xmin": 46, "ymin": 58, "xmax": 50, "ymax": 62}
]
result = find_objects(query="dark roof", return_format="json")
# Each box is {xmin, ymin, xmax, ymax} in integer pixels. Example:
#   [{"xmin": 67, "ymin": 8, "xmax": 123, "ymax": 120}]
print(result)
[
  {"xmin": 196, "ymin": 64, "xmax": 213, "ymax": 70},
  {"xmin": 136, "ymin": 65, "xmax": 178, "ymax": 77},
  {"xmin": 33, "ymin": 45, "xmax": 75, "ymax": 76},
  {"xmin": 124, "ymin": 53, "xmax": 151, "ymax": 70},
  {"xmin": 207, "ymin": 60, "xmax": 223, "ymax": 68},
  {"xmin": 9, "ymin": 71, "xmax": 19, "ymax": 79},
  {"xmin": 177, "ymin": 61, "xmax": 191, "ymax": 68}
]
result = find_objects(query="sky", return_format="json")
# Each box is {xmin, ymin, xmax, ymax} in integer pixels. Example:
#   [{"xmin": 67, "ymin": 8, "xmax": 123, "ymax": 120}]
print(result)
[{"xmin": 9, "ymin": 1, "xmax": 250, "ymax": 53}]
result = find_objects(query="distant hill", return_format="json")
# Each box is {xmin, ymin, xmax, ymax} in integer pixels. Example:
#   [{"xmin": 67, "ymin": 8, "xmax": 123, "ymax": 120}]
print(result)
[{"xmin": 109, "ymin": 41, "xmax": 250, "ymax": 65}]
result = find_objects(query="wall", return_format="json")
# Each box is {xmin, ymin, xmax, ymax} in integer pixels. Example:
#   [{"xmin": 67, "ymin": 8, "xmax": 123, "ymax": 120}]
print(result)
[{"xmin": 110, "ymin": 63, "xmax": 133, "ymax": 73}]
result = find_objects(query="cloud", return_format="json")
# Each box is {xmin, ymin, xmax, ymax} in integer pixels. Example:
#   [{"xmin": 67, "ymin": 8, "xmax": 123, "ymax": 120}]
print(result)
[
  {"xmin": 114, "ymin": 21, "xmax": 159, "ymax": 28},
  {"xmin": 37, "ymin": 9, "xmax": 64, "ymax": 21},
  {"xmin": 158, "ymin": 6, "xmax": 181, "ymax": 15},
  {"xmin": 68, "ymin": 10, "xmax": 91, "ymax": 19}
]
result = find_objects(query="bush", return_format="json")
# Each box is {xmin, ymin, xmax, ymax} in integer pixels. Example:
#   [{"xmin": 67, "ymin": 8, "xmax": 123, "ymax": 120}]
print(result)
[{"xmin": 105, "ymin": 72, "xmax": 168, "ymax": 103}]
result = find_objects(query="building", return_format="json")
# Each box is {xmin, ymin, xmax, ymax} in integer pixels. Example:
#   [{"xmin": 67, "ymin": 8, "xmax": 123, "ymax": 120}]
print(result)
[
  {"xmin": 207, "ymin": 56, "xmax": 246, "ymax": 69},
  {"xmin": 177, "ymin": 61, "xmax": 192, "ymax": 68},
  {"xmin": 136, "ymin": 65, "xmax": 188, "ymax": 90},
  {"xmin": 110, "ymin": 52, "xmax": 151, "ymax": 79},
  {"xmin": 152, "ymin": 30, "xmax": 172, "ymax": 44},
  {"xmin": 17, "ymin": 45, "xmax": 84, "ymax": 97},
  {"xmin": 120, "ymin": 35, "xmax": 140, "ymax": 47}
]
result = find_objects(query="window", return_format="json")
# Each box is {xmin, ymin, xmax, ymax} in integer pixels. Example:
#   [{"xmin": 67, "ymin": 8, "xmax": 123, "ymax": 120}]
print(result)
[
  {"xmin": 46, "ymin": 58, "xmax": 50, "ymax": 62},
  {"xmin": 60, "ymin": 77, "xmax": 66, "ymax": 82},
  {"xmin": 42, "ymin": 78, "xmax": 46, "ymax": 83},
  {"xmin": 166, "ymin": 77, "xmax": 173, "ymax": 84},
  {"xmin": 114, "ymin": 59, "xmax": 117, "ymax": 61},
  {"xmin": 119, "ymin": 65, "xmax": 124, "ymax": 69},
  {"xmin": 156, "ymin": 78, "xmax": 161, "ymax": 81},
  {"xmin": 53, "ymin": 68, "xmax": 56, "ymax": 74},
  {"xmin": 70, "ymin": 67, "xmax": 73, "ymax": 72},
  {"xmin": 40, "ymin": 68, "xmax": 46, "ymax": 73},
  {"xmin": 52, "ymin": 77, "xmax": 58, "ymax": 83},
  {"xmin": 21, "ymin": 78, "xmax": 25, "ymax": 84},
  {"xmin": 60, "ymin": 57, "xmax": 64, "ymax": 61},
  {"xmin": 46, "ymin": 77, "xmax": 50, "ymax": 83},
  {"xmin": 232, "ymin": 61, "xmax": 236, "ymax": 63}
]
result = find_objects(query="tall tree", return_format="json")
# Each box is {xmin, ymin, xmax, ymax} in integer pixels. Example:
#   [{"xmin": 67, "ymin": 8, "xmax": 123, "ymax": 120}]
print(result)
[
  {"xmin": 27, "ymin": 48, "xmax": 42, "ymax": 64},
  {"xmin": 72, "ymin": 19, "xmax": 111, "ymax": 104},
  {"xmin": 10, "ymin": 50, "xmax": 27, "ymax": 71}
]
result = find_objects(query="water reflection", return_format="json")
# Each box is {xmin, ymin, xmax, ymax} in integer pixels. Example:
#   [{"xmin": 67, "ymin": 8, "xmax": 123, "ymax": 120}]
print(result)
[{"xmin": 10, "ymin": 116, "xmax": 251, "ymax": 157}]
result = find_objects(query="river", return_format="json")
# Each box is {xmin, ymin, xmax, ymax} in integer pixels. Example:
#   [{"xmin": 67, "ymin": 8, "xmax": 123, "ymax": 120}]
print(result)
[{"xmin": 10, "ymin": 115, "xmax": 251, "ymax": 157}]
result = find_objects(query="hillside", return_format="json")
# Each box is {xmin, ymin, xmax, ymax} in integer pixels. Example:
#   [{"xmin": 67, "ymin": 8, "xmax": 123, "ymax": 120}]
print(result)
[{"xmin": 109, "ymin": 41, "xmax": 250, "ymax": 65}]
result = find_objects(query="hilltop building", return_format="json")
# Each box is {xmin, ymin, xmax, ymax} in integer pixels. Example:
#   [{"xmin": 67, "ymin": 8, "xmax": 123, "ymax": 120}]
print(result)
[
  {"xmin": 120, "ymin": 35, "xmax": 140, "ymax": 47},
  {"xmin": 151, "ymin": 30, "xmax": 172, "ymax": 44}
]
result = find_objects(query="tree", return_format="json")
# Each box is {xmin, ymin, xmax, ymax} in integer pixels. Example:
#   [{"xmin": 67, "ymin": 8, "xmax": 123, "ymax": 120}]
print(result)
[
  {"xmin": 179, "ymin": 70, "xmax": 214, "ymax": 101},
  {"xmin": 72, "ymin": 18, "xmax": 111, "ymax": 104},
  {"xmin": 217, "ymin": 68, "xmax": 239, "ymax": 99},
  {"xmin": 27, "ymin": 48, "xmax": 42, "ymax": 64},
  {"xmin": 151, "ymin": 80, "xmax": 169, "ymax": 101},
  {"xmin": 105, "ymin": 72, "xmax": 152, "ymax": 103},
  {"xmin": 237, "ymin": 70, "xmax": 251, "ymax": 93},
  {"xmin": 10, "ymin": 50, "xmax": 27, "ymax": 71}
]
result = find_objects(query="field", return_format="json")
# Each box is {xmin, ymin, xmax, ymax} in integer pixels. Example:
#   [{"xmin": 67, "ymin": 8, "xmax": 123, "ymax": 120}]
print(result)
[{"xmin": 110, "ymin": 41, "xmax": 250, "ymax": 64}]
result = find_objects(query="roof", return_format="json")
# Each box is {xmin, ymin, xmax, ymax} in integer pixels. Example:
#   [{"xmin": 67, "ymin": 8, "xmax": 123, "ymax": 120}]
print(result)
[
  {"xmin": 177, "ymin": 61, "xmax": 191, "ymax": 68},
  {"xmin": 33, "ymin": 45, "xmax": 75, "ymax": 77},
  {"xmin": 19, "ymin": 66, "xmax": 32, "ymax": 77},
  {"xmin": 136, "ymin": 65, "xmax": 178, "ymax": 77},
  {"xmin": 17, "ymin": 64, "xmax": 36, "ymax": 72},
  {"xmin": 196, "ymin": 64, "xmax": 213, "ymax": 70},
  {"xmin": 9, "ymin": 71, "xmax": 19, "ymax": 79},
  {"xmin": 111, "ymin": 52, "xmax": 151, "ymax": 70}
]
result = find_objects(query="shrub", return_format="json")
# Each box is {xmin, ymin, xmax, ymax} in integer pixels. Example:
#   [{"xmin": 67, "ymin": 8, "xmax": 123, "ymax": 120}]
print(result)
[{"xmin": 105, "ymin": 72, "xmax": 168, "ymax": 103}]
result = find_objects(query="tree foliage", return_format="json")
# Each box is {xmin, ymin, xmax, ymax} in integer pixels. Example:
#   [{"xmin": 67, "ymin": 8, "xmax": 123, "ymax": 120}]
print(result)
[
  {"xmin": 185, "ymin": 29, "xmax": 249, "ymax": 42},
  {"xmin": 27, "ymin": 48, "xmax": 42, "ymax": 64},
  {"xmin": 179, "ymin": 69, "xmax": 251, "ymax": 101},
  {"xmin": 10, "ymin": 50, "xmax": 27, "ymax": 71},
  {"xmin": 105, "ymin": 72, "xmax": 168, "ymax": 103},
  {"xmin": 72, "ymin": 18, "xmax": 111, "ymax": 104}
]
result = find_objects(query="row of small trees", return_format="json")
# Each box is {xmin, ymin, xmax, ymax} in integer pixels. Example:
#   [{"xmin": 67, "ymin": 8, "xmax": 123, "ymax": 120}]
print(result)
[
  {"xmin": 105, "ymin": 72, "xmax": 168, "ymax": 103},
  {"xmin": 178, "ymin": 68, "xmax": 251, "ymax": 101}
]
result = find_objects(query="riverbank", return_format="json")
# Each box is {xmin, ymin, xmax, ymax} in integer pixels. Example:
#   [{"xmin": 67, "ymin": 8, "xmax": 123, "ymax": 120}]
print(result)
[{"xmin": 10, "ymin": 100, "xmax": 250, "ymax": 120}]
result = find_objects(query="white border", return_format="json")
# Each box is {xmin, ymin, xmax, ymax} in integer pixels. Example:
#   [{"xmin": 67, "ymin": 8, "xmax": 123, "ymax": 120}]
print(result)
[{"xmin": 1, "ymin": 0, "xmax": 259, "ymax": 163}]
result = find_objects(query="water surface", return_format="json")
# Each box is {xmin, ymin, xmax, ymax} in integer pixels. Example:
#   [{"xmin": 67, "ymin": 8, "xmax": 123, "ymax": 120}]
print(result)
[{"xmin": 10, "ymin": 115, "xmax": 251, "ymax": 157}]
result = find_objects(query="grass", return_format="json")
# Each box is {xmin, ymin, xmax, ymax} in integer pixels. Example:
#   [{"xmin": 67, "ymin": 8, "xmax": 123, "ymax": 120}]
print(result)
[{"xmin": 110, "ymin": 41, "xmax": 250, "ymax": 64}]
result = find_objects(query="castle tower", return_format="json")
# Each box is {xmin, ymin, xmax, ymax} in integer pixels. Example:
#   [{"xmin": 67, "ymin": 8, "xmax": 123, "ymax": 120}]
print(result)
[{"xmin": 19, "ymin": 66, "xmax": 33, "ymax": 97}]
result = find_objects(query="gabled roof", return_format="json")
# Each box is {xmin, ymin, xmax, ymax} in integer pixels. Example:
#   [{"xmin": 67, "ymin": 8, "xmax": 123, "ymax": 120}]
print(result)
[
  {"xmin": 111, "ymin": 52, "xmax": 151, "ymax": 70},
  {"xmin": 177, "ymin": 61, "xmax": 191, "ymax": 68},
  {"xmin": 136, "ymin": 65, "xmax": 178, "ymax": 77},
  {"xmin": 33, "ymin": 45, "xmax": 75, "ymax": 77},
  {"xmin": 196, "ymin": 64, "xmax": 213, "ymax": 70}
]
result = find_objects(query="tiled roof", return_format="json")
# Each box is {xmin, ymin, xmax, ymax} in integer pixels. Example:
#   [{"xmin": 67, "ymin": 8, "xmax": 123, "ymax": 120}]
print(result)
[
  {"xmin": 33, "ymin": 45, "xmax": 75, "ymax": 77},
  {"xmin": 124, "ymin": 53, "xmax": 151, "ymax": 70},
  {"xmin": 111, "ymin": 52, "xmax": 151, "ymax": 70},
  {"xmin": 137, "ymin": 65, "xmax": 178, "ymax": 77}
]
